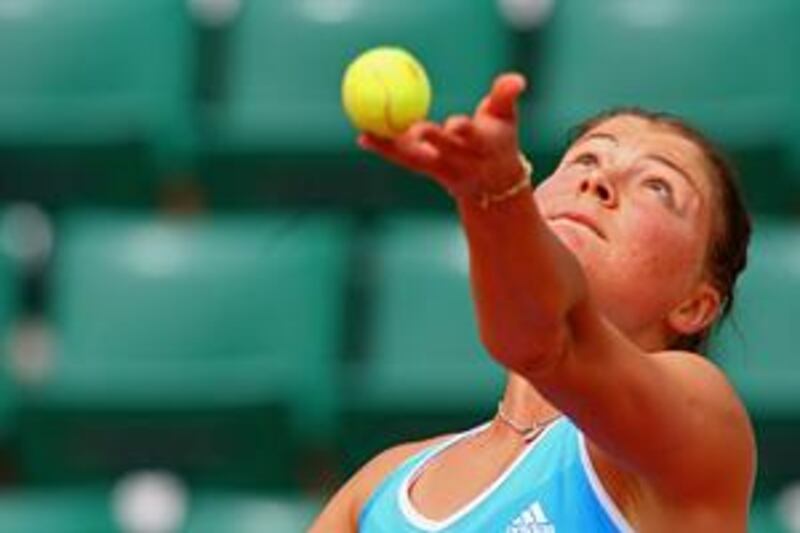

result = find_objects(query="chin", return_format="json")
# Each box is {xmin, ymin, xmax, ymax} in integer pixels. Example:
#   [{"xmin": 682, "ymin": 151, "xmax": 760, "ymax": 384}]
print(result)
[{"xmin": 550, "ymin": 222, "xmax": 596, "ymax": 256}]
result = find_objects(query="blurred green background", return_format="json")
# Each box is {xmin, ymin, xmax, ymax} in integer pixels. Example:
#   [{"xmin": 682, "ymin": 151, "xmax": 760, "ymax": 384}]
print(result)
[{"xmin": 0, "ymin": 0, "xmax": 798, "ymax": 531}]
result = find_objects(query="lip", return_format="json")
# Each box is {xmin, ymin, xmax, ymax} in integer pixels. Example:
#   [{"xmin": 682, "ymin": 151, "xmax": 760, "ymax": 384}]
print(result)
[{"xmin": 549, "ymin": 212, "xmax": 606, "ymax": 240}]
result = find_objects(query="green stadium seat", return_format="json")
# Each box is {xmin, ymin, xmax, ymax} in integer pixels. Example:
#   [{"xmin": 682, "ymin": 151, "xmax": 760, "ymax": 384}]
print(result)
[
  {"xmin": 527, "ymin": 0, "xmax": 800, "ymax": 212},
  {"xmin": 0, "ymin": 487, "xmax": 115, "ymax": 533},
  {"xmin": 747, "ymin": 501, "xmax": 789, "ymax": 533},
  {"xmin": 710, "ymin": 218, "xmax": 800, "ymax": 490},
  {"xmin": 0, "ymin": 483, "xmax": 321, "ymax": 533},
  {"xmin": 790, "ymin": 108, "xmax": 800, "ymax": 192},
  {"xmin": 15, "ymin": 210, "xmax": 351, "ymax": 489},
  {"xmin": 749, "ymin": 495, "xmax": 790, "ymax": 533},
  {"xmin": 0, "ymin": 210, "xmax": 21, "ymax": 429},
  {"xmin": 0, "ymin": 210, "xmax": 22, "ymax": 465},
  {"xmin": 0, "ymin": 211, "xmax": 20, "ymax": 338},
  {"xmin": 711, "ymin": 219, "xmax": 800, "ymax": 415},
  {"xmin": 0, "ymin": 0, "xmax": 194, "ymax": 205},
  {"xmin": 185, "ymin": 490, "xmax": 320, "ymax": 533},
  {"xmin": 197, "ymin": 0, "xmax": 514, "ymax": 207},
  {"xmin": 342, "ymin": 214, "xmax": 505, "ymax": 471}
]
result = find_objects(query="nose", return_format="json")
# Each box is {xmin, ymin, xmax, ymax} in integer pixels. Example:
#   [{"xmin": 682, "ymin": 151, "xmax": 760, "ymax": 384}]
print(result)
[{"xmin": 579, "ymin": 172, "xmax": 617, "ymax": 207}]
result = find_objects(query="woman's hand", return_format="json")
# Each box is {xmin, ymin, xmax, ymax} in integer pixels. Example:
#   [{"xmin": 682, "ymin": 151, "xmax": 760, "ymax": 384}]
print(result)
[{"xmin": 358, "ymin": 73, "xmax": 529, "ymax": 203}]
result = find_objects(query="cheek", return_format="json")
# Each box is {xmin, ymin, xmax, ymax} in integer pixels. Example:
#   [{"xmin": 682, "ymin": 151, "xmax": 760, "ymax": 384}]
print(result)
[
  {"xmin": 619, "ymin": 212, "xmax": 705, "ymax": 292},
  {"xmin": 533, "ymin": 176, "xmax": 571, "ymax": 211},
  {"xmin": 532, "ymin": 181, "xmax": 553, "ymax": 208},
  {"xmin": 535, "ymin": 172, "xmax": 574, "ymax": 197},
  {"xmin": 582, "ymin": 217, "xmax": 705, "ymax": 332}
]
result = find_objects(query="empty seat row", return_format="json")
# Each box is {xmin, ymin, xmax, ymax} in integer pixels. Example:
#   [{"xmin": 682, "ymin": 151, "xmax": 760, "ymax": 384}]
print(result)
[
  {"xmin": 0, "ymin": 208, "xmax": 797, "ymax": 493},
  {"xmin": 2, "ymin": 209, "xmax": 353, "ymax": 490},
  {"xmin": 0, "ymin": 0, "xmax": 798, "ymax": 210},
  {"xmin": 0, "ymin": 482, "xmax": 320, "ymax": 533},
  {"xmin": 0, "ymin": 0, "xmax": 511, "ymax": 208}
]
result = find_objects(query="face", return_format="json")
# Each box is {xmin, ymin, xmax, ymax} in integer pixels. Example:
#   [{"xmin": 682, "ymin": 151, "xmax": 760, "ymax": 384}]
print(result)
[{"xmin": 534, "ymin": 115, "xmax": 718, "ymax": 343}]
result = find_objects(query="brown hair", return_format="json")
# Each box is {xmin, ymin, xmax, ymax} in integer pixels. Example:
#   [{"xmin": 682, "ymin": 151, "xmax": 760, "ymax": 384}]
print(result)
[{"xmin": 568, "ymin": 108, "xmax": 752, "ymax": 353}]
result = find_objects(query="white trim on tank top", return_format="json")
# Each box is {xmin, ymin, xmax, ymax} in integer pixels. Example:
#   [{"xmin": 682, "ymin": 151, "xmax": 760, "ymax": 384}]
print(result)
[
  {"xmin": 577, "ymin": 432, "xmax": 636, "ymax": 532},
  {"xmin": 397, "ymin": 418, "xmax": 564, "ymax": 532}
]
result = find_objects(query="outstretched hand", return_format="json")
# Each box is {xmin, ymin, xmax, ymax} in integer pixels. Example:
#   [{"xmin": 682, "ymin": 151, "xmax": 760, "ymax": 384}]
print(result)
[{"xmin": 358, "ymin": 73, "xmax": 529, "ymax": 202}]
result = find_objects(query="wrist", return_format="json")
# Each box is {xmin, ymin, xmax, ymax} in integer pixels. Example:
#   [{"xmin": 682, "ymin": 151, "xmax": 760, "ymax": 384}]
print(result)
[{"xmin": 458, "ymin": 153, "xmax": 534, "ymax": 210}]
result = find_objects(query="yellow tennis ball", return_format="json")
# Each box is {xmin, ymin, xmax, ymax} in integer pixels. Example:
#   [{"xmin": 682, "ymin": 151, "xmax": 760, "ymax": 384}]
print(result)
[{"xmin": 342, "ymin": 47, "xmax": 432, "ymax": 138}]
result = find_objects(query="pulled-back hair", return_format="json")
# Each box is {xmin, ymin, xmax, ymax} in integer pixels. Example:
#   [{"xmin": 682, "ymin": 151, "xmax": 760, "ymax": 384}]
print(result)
[{"xmin": 569, "ymin": 108, "xmax": 752, "ymax": 353}]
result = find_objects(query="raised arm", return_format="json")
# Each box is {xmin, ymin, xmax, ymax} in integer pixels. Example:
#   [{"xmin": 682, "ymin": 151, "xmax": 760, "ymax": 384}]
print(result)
[{"xmin": 359, "ymin": 74, "xmax": 755, "ymax": 508}]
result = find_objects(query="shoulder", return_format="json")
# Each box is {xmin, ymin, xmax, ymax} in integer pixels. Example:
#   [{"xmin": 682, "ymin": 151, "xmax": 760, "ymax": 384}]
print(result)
[
  {"xmin": 644, "ymin": 350, "xmax": 755, "ymax": 495},
  {"xmin": 309, "ymin": 434, "xmax": 452, "ymax": 532},
  {"xmin": 583, "ymin": 351, "xmax": 755, "ymax": 527},
  {"xmin": 354, "ymin": 434, "xmax": 453, "ymax": 508},
  {"xmin": 654, "ymin": 350, "xmax": 753, "ymax": 440}
]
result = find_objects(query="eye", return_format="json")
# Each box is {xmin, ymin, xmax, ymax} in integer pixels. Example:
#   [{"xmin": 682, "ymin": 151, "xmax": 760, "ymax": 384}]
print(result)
[
  {"xmin": 644, "ymin": 178, "xmax": 675, "ymax": 205},
  {"xmin": 572, "ymin": 153, "xmax": 598, "ymax": 167}
]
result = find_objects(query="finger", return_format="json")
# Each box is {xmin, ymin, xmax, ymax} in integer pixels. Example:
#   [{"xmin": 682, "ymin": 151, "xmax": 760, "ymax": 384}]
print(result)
[
  {"xmin": 475, "ymin": 95, "xmax": 491, "ymax": 117},
  {"xmin": 360, "ymin": 123, "xmax": 442, "ymax": 166},
  {"xmin": 444, "ymin": 115, "xmax": 472, "ymax": 136},
  {"xmin": 398, "ymin": 122, "xmax": 444, "ymax": 163},
  {"xmin": 417, "ymin": 126, "xmax": 487, "ymax": 194},
  {"xmin": 444, "ymin": 115, "xmax": 485, "ymax": 154},
  {"xmin": 393, "ymin": 123, "xmax": 467, "ymax": 189},
  {"xmin": 358, "ymin": 133, "xmax": 405, "ymax": 161},
  {"xmin": 419, "ymin": 125, "xmax": 472, "ymax": 156},
  {"xmin": 359, "ymin": 131, "xmax": 439, "ymax": 169},
  {"xmin": 484, "ymin": 72, "xmax": 527, "ymax": 121},
  {"xmin": 358, "ymin": 132, "xmax": 389, "ymax": 152},
  {"xmin": 360, "ymin": 130, "xmax": 456, "ymax": 191}
]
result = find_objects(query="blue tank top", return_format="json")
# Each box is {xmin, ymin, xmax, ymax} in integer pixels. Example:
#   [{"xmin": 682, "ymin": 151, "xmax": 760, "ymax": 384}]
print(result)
[{"xmin": 358, "ymin": 417, "xmax": 634, "ymax": 532}]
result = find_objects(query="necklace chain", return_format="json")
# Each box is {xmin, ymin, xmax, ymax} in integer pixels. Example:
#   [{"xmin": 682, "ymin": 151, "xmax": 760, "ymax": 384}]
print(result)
[{"xmin": 495, "ymin": 402, "xmax": 561, "ymax": 443}]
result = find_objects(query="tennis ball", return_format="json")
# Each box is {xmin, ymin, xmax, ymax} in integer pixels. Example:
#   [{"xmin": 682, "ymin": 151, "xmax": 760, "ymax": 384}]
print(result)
[{"xmin": 342, "ymin": 47, "xmax": 432, "ymax": 138}]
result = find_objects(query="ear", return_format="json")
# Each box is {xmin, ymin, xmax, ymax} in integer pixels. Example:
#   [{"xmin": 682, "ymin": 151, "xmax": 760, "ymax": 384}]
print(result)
[{"xmin": 666, "ymin": 281, "xmax": 722, "ymax": 337}]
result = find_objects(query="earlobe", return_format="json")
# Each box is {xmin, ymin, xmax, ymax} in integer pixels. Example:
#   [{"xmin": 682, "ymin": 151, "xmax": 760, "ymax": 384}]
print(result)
[{"xmin": 667, "ymin": 283, "xmax": 722, "ymax": 337}]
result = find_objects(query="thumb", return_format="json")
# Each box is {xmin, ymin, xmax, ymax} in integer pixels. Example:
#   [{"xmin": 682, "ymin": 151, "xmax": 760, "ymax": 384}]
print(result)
[{"xmin": 483, "ymin": 72, "xmax": 527, "ymax": 121}]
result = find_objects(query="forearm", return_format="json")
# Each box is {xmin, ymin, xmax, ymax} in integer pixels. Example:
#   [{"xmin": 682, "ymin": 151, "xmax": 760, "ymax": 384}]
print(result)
[
  {"xmin": 456, "ymin": 188, "xmax": 587, "ymax": 373},
  {"xmin": 358, "ymin": 73, "xmax": 584, "ymax": 372}
]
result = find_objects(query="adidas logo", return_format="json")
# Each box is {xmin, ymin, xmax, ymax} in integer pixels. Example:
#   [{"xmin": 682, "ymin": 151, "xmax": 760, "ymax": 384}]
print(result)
[{"xmin": 506, "ymin": 501, "xmax": 556, "ymax": 533}]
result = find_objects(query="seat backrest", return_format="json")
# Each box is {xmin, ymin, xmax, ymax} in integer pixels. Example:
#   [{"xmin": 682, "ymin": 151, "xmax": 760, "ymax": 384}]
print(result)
[
  {"xmin": 711, "ymin": 218, "xmax": 800, "ymax": 418},
  {"xmin": 0, "ymin": 0, "xmax": 193, "ymax": 144},
  {"xmin": 0, "ymin": 487, "xmax": 115, "ymax": 533},
  {"xmin": 47, "ymin": 210, "xmax": 351, "ymax": 433},
  {"xmin": 0, "ymin": 210, "xmax": 20, "ymax": 347},
  {"xmin": 0, "ymin": 209, "xmax": 21, "ymax": 438},
  {"xmin": 361, "ymin": 214, "xmax": 504, "ymax": 406},
  {"xmin": 212, "ymin": 0, "xmax": 513, "ymax": 150},
  {"xmin": 531, "ymin": 0, "xmax": 800, "ymax": 150}
]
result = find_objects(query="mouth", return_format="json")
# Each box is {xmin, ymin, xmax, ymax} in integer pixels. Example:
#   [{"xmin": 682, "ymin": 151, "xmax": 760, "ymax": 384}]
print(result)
[{"xmin": 549, "ymin": 213, "xmax": 606, "ymax": 240}]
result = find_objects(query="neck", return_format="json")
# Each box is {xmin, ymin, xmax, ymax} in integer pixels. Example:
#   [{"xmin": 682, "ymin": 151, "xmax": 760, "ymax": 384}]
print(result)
[
  {"xmin": 492, "ymin": 328, "xmax": 667, "ymax": 436},
  {"xmin": 494, "ymin": 372, "xmax": 560, "ymax": 431}
]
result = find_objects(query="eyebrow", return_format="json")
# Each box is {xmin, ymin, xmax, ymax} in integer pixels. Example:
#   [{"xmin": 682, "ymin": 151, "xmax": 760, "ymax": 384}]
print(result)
[
  {"xmin": 576, "ymin": 132, "xmax": 699, "ymax": 193},
  {"xmin": 577, "ymin": 132, "xmax": 618, "ymax": 146},
  {"xmin": 644, "ymin": 154, "xmax": 699, "ymax": 194}
]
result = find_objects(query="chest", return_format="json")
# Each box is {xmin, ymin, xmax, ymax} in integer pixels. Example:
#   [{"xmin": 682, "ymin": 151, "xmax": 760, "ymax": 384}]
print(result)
[
  {"xmin": 409, "ymin": 436, "xmax": 530, "ymax": 521},
  {"xmin": 359, "ymin": 420, "xmax": 634, "ymax": 532}
]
